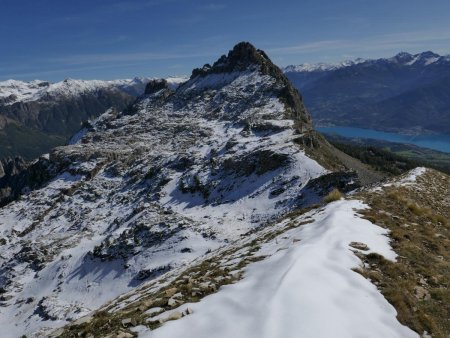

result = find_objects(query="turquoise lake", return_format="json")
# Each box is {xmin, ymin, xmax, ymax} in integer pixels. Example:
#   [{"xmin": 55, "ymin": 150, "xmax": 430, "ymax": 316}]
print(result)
[{"xmin": 316, "ymin": 126, "xmax": 450, "ymax": 154}]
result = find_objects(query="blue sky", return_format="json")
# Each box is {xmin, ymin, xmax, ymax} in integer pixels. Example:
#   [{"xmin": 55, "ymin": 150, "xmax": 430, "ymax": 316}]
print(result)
[{"xmin": 1, "ymin": 0, "xmax": 450, "ymax": 81}]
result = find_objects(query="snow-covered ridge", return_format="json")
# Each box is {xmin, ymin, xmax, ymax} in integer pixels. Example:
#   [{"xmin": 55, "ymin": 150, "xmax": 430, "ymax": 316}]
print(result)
[
  {"xmin": 138, "ymin": 200, "xmax": 418, "ymax": 338},
  {"xmin": 0, "ymin": 76, "xmax": 187, "ymax": 105},
  {"xmin": 283, "ymin": 51, "xmax": 450, "ymax": 73}
]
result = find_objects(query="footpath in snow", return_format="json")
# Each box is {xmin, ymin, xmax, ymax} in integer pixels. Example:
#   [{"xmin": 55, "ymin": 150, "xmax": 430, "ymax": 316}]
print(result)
[{"xmin": 138, "ymin": 200, "xmax": 418, "ymax": 338}]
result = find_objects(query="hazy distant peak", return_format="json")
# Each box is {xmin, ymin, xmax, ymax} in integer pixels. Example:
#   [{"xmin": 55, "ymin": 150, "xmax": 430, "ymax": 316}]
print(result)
[
  {"xmin": 283, "ymin": 51, "xmax": 449, "ymax": 74},
  {"xmin": 283, "ymin": 58, "xmax": 366, "ymax": 73}
]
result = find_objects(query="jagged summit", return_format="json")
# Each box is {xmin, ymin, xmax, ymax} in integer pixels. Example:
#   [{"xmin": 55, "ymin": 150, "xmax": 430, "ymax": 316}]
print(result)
[
  {"xmin": 187, "ymin": 42, "xmax": 312, "ymax": 131},
  {"xmin": 390, "ymin": 51, "xmax": 442, "ymax": 65},
  {"xmin": 192, "ymin": 42, "xmax": 271, "ymax": 76}
]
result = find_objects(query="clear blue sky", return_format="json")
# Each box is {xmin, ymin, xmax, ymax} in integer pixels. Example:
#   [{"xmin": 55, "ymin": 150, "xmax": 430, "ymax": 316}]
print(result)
[{"xmin": 1, "ymin": 0, "xmax": 450, "ymax": 81}]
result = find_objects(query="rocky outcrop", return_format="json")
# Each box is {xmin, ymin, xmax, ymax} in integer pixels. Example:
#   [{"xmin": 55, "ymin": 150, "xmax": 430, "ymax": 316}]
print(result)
[
  {"xmin": 145, "ymin": 79, "xmax": 170, "ymax": 95},
  {"xmin": 0, "ymin": 156, "xmax": 56, "ymax": 207}
]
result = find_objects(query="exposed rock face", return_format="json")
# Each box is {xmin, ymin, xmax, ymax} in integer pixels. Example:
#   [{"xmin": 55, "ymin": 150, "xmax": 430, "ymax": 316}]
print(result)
[{"xmin": 0, "ymin": 156, "xmax": 56, "ymax": 207}]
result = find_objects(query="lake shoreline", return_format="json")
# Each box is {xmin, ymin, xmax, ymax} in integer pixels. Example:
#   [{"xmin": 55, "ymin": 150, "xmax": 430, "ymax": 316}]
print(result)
[{"xmin": 317, "ymin": 126, "xmax": 450, "ymax": 154}]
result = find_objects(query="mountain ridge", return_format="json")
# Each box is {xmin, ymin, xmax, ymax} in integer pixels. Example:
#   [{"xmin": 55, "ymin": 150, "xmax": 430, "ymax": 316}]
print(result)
[
  {"xmin": 0, "ymin": 77, "xmax": 187, "ymax": 160},
  {"xmin": 283, "ymin": 51, "xmax": 450, "ymax": 73},
  {"xmin": 283, "ymin": 50, "xmax": 450, "ymax": 134}
]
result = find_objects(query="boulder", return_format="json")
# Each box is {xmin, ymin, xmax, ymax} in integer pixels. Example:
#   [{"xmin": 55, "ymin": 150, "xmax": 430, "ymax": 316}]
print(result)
[
  {"xmin": 414, "ymin": 286, "xmax": 431, "ymax": 301},
  {"xmin": 121, "ymin": 317, "xmax": 137, "ymax": 327},
  {"xmin": 116, "ymin": 331, "xmax": 133, "ymax": 338}
]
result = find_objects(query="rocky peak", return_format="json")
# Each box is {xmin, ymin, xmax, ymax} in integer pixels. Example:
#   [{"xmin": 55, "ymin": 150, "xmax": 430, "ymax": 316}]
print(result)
[
  {"xmin": 191, "ymin": 42, "xmax": 276, "ymax": 77},
  {"xmin": 188, "ymin": 42, "xmax": 313, "ymax": 131},
  {"xmin": 0, "ymin": 42, "xmax": 336, "ymax": 336},
  {"xmin": 418, "ymin": 51, "xmax": 440, "ymax": 59},
  {"xmin": 192, "ymin": 42, "xmax": 269, "ymax": 76},
  {"xmin": 394, "ymin": 51, "xmax": 413, "ymax": 62}
]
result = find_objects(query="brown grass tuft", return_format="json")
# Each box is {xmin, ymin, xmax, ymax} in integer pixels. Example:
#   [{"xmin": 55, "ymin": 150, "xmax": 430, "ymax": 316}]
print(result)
[{"xmin": 323, "ymin": 189, "xmax": 343, "ymax": 203}]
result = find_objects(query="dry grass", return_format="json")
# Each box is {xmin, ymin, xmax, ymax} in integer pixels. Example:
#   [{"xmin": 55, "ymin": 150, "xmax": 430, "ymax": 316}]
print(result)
[
  {"xmin": 354, "ymin": 169, "xmax": 450, "ymax": 337},
  {"xmin": 323, "ymin": 188, "xmax": 343, "ymax": 203}
]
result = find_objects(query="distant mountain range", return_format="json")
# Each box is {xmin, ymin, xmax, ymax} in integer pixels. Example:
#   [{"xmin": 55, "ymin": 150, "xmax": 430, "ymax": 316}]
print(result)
[
  {"xmin": 283, "ymin": 51, "xmax": 450, "ymax": 134},
  {"xmin": 0, "ymin": 77, "xmax": 185, "ymax": 160}
]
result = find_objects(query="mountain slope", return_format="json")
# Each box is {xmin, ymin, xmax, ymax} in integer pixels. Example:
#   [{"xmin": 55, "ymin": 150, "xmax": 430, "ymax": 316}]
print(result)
[
  {"xmin": 284, "ymin": 52, "xmax": 450, "ymax": 133},
  {"xmin": 58, "ymin": 168, "xmax": 449, "ymax": 338}
]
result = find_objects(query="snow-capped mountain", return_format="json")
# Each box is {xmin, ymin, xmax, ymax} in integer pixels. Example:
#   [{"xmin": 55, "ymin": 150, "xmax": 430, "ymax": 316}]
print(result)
[
  {"xmin": 283, "ymin": 51, "xmax": 449, "ymax": 74},
  {"xmin": 0, "ymin": 76, "xmax": 187, "ymax": 160},
  {"xmin": 0, "ymin": 78, "xmax": 141, "ymax": 106},
  {"xmin": 0, "ymin": 43, "xmax": 448, "ymax": 338},
  {"xmin": 0, "ymin": 77, "xmax": 186, "ymax": 106},
  {"xmin": 283, "ymin": 51, "xmax": 450, "ymax": 133},
  {"xmin": 283, "ymin": 58, "xmax": 366, "ymax": 73}
]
